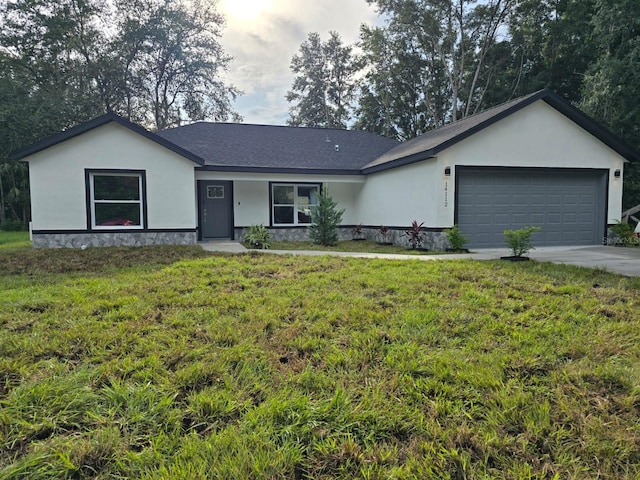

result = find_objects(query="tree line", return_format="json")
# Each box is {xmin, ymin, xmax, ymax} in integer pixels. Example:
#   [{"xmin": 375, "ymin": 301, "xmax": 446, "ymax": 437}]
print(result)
[
  {"xmin": 0, "ymin": 0, "xmax": 240, "ymax": 226},
  {"xmin": 1, "ymin": 0, "xmax": 639, "ymax": 227},
  {"xmin": 286, "ymin": 0, "xmax": 640, "ymax": 210}
]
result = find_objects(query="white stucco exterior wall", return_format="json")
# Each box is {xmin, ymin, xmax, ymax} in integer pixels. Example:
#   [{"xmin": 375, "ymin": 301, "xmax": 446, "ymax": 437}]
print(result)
[
  {"xmin": 434, "ymin": 101, "xmax": 626, "ymax": 226},
  {"xmin": 26, "ymin": 122, "xmax": 197, "ymax": 231},
  {"xmin": 233, "ymin": 181, "xmax": 269, "ymax": 226},
  {"xmin": 195, "ymin": 171, "xmax": 363, "ymax": 227},
  {"xmin": 354, "ymin": 160, "xmax": 441, "ymax": 226}
]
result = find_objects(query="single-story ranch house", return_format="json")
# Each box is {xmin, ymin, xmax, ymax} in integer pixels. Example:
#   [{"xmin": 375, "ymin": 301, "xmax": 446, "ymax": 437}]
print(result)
[{"xmin": 11, "ymin": 89, "xmax": 638, "ymax": 249}]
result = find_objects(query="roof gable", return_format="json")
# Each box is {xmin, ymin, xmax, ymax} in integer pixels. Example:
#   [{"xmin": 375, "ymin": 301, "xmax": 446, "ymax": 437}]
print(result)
[
  {"xmin": 10, "ymin": 113, "xmax": 205, "ymax": 165},
  {"xmin": 363, "ymin": 89, "xmax": 639, "ymax": 173}
]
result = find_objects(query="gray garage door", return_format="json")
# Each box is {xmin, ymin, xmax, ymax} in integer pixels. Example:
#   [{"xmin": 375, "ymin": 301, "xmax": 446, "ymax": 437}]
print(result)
[{"xmin": 456, "ymin": 167, "xmax": 607, "ymax": 248}]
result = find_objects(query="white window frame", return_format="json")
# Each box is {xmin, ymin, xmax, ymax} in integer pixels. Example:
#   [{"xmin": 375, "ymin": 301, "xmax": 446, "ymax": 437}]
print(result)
[
  {"xmin": 89, "ymin": 172, "xmax": 145, "ymax": 230},
  {"xmin": 271, "ymin": 183, "xmax": 320, "ymax": 226}
]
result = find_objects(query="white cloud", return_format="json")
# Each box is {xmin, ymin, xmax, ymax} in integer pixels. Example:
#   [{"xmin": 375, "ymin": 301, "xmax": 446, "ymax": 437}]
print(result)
[{"xmin": 218, "ymin": 0, "xmax": 380, "ymax": 125}]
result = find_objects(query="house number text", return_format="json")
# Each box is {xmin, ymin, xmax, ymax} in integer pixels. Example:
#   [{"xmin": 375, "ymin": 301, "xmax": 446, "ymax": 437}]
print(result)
[{"xmin": 444, "ymin": 181, "xmax": 448, "ymax": 207}]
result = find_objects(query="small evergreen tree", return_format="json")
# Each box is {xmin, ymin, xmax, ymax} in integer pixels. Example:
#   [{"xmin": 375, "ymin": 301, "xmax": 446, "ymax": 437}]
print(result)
[{"xmin": 309, "ymin": 187, "xmax": 344, "ymax": 246}]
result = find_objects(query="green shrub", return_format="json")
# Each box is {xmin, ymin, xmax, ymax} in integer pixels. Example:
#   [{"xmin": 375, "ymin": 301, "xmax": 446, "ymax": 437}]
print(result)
[
  {"xmin": 245, "ymin": 224, "xmax": 271, "ymax": 249},
  {"xmin": 445, "ymin": 225, "xmax": 467, "ymax": 250},
  {"xmin": 309, "ymin": 188, "xmax": 344, "ymax": 246},
  {"xmin": 609, "ymin": 220, "xmax": 634, "ymax": 240},
  {"xmin": 504, "ymin": 226, "xmax": 541, "ymax": 257}
]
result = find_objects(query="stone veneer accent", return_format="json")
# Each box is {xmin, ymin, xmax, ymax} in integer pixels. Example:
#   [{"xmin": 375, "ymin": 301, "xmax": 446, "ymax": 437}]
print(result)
[
  {"xmin": 235, "ymin": 226, "xmax": 449, "ymax": 250},
  {"xmin": 32, "ymin": 231, "xmax": 197, "ymax": 249}
]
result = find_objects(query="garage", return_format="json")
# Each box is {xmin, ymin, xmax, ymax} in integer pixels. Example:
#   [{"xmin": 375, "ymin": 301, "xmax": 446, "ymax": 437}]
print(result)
[{"xmin": 456, "ymin": 167, "xmax": 608, "ymax": 248}]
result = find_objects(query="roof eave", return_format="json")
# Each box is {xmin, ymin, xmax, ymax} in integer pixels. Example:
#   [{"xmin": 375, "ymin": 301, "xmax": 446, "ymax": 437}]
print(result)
[
  {"xmin": 540, "ymin": 94, "xmax": 637, "ymax": 163},
  {"xmin": 361, "ymin": 153, "xmax": 437, "ymax": 174},
  {"xmin": 10, "ymin": 113, "xmax": 206, "ymax": 166},
  {"xmin": 196, "ymin": 165, "xmax": 364, "ymax": 176}
]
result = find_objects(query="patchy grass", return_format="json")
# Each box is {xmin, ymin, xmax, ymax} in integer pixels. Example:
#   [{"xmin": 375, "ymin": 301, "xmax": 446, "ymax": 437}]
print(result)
[
  {"xmin": 1, "ymin": 247, "xmax": 639, "ymax": 479},
  {"xmin": 0, "ymin": 231, "xmax": 31, "ymax": 250},
  {"xmin": 260, "ymin": 239, "xmax": 450, "ymax": 255},
  {"xmin": 0, "ymin": 244, "xmax": 213, "ymax": 277}
]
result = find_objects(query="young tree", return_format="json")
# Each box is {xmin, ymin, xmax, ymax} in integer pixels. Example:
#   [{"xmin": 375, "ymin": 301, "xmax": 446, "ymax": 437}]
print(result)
[
  {"xmin": 309, "ymin": 188, "xmax": 345, "ymax": 246},
  {"xmin": 286, "ymin": 31, "xmax": 359, "ymax": 128}
]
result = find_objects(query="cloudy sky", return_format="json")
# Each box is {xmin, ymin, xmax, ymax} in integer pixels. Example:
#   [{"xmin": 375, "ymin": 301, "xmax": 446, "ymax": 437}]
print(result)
[{"xmin": 217, "ymin": 0, "xmax": 381, "ymax": 125}]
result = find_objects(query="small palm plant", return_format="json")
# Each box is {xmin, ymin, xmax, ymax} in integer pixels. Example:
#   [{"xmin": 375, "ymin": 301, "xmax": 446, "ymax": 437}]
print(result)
[
  {"xmin": 404, "ymin": 220, "xmax": 425, "ymax": 250},
  {"xmin": 351, "ymin": 223, "xmax": 365, "ymax": 240},
  {"xmin": 379, "ymin": 225, "xmax": 392, "ymax": 245}
]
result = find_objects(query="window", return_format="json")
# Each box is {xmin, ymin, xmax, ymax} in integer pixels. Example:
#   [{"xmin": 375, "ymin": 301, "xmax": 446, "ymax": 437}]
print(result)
[
  {"xmin": 271, "ymin": 184, "xmax": 320, "ymax": 225},
  {"xmin": 207, "ymin": 185, "xmax": 225, "ymax": 199},
  {"xmin": 88, "ymin": 171, "xmax": 145, "ymax": 229}
]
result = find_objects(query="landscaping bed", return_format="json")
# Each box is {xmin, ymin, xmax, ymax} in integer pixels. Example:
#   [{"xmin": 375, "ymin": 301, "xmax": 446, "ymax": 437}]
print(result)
[{"xmin": 255, "ymin": 239, "xmax": 454, "ymax": 255}]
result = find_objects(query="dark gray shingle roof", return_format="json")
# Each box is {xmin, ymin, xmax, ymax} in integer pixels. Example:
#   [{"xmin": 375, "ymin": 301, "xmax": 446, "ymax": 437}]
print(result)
[{"xmin": 156, "ymin": 123, "xmax": 400, "ymax": 172}]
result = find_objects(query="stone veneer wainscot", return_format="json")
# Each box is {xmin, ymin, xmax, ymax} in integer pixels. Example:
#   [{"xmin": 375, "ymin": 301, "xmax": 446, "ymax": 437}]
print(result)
[{"xmin": 32, "ymin": 232, "xmax": 197, "ymax": 249}]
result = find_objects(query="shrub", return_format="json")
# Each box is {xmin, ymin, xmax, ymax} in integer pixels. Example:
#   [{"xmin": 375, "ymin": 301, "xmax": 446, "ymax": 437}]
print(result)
[
  {"xmin": 351, "ymin": 223, "xmax": 365, "ymax": 240},
  {"xmin": 245, "ymin": 224, "xmax": 271, "ymax": 249},
  {"xmin": 445, "ymin": 225, "xmax": 467, "ymax": 251},
  {"xmin": 379, "ymin": 225, "xmax": 391, "ymax": 244},
  {"xmin": 309, "ymin": 188, "xmax": 344, "ymax": 246},
  {"xmin": 609, "ymin": 220, "xmax": 635, "ymax": 242},
  {"xmin": 504, "ymin": 226, "xmax": 541, "ymax": 257},
  {"xmin": 404, "ymin": 220, "xmax": 425, "ymax": 250}
]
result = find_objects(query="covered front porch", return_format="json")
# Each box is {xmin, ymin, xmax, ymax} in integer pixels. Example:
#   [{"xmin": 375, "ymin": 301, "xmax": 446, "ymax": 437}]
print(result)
[{"xmin": 195, "ymin": 171, "xmax": 365, "ymax": 242}]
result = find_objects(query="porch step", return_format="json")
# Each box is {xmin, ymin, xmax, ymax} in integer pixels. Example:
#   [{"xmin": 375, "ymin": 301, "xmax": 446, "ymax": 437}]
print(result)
[{"xmin": 200, "ymin": 241, "xmax": 247, "ymax": 253}]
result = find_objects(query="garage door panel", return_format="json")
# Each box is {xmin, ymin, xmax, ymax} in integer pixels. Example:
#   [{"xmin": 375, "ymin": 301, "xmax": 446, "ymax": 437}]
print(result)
[
  {"xmin": 474, "ymin": 214, "xmax": 493, "ymax": 225},
  {"xmin": 512, "ymin": 195, "xmax": 529, "ymax": 206},
  {"xmin": 494, "ymin": 213, "xmax": 510, "ymax": 225},
  {"xmin": 457, "ymin": 168, "xmax": 606, "ymax": 248},
  {"xmin": 546, "ymin": 194, "xmax": 563, "ymax": 206},
  {"xmin": 530, "ymin": 194, "xmax": 546, "ymax": 206},
  {"xmin": 546, "ymin": 213, "xmax": 562, "ymax": 224},
  {"xmin": 494, "ymin": 195, "xmax": 511, "ymax": 207},
  {"xmin": 564, "ymin": 195, "xmax": 579, "ymax": 206},
  {"xmin": 545, "ymin": 231, "xmax": 563, "ymax": 242}
]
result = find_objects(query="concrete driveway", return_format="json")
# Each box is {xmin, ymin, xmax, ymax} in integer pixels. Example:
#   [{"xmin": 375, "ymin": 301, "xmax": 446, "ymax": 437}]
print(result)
[
  {"xmin": 200, "ymin": 242, "xmax": 640, "ymax": 277},
  {"xmin": 469, "ymin": 245, "xmax": 640, "ymax": 277}
]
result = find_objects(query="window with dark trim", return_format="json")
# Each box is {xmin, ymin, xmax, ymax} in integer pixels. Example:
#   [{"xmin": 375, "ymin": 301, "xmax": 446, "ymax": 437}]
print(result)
[
  {"xmin": 87, "ymin": 171, "xmax": 146, "ymax": 229},
  {"xmin": 271, "ymin": 183, "xmax": 320, "ymax": 226}
]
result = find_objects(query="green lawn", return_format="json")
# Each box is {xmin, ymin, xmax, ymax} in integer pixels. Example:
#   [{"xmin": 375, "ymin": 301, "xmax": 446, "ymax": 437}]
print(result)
[
  {"xmin": 1, "ymin": 244, "xmax": 639, "ymax": 479},
  {"xmin": 0, "ymin": 231, "xmax": 31, "ymax": 250}
]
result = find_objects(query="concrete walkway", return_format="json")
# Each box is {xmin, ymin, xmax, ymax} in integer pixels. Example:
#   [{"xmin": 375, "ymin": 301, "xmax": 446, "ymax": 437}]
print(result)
[{"xmin": 200, "ymin": 242, "xmax": 640, "ymax": 277}]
